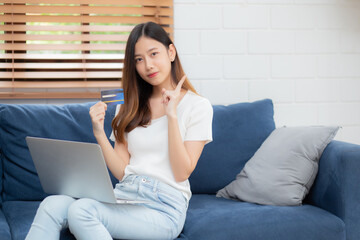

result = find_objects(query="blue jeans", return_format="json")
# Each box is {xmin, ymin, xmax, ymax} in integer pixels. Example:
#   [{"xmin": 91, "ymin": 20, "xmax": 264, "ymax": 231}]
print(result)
[{"xmin": 25, "ymin": 175, "xmax": 188, "ymax": 240}]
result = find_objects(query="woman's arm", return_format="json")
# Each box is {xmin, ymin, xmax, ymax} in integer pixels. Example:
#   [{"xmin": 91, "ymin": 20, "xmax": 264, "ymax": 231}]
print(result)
[
  {"xmin": 94, "ymin": 133, "xmax": 130, "ymax": 181},
  {"xmin": 161, "ymin": 76, "xmax": 207, "ymax": 182},
  {"xmin": 167, "ymin": 115, "xmax": 205, "ymax": 182},
  {"xmin": 89, "ymin": 102, "xmax": 130, "ymax": 180}
]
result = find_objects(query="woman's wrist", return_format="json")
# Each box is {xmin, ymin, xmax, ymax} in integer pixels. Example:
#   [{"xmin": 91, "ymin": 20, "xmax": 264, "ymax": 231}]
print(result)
[
  {"xmin": 94, "ymin": 130, "xmax": 107, "ymax": 141},
  {"xmin": 167, "ymin": 112, "xmax": 178, "ymax": 120}
]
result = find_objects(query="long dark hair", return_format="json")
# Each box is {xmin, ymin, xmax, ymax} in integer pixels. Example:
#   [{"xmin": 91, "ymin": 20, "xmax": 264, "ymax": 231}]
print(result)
[{"xmin": 112, "ymin": 22, "xmax": 197, "ymax": 144}]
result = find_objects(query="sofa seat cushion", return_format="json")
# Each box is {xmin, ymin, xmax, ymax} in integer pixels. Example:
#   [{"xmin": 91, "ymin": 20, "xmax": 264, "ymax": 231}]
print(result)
[
  {"xmin": 2, "ymin": 201, "xmax": 75, "ymax": 240},
  {"xmin": 179, "ymin": 194, "xmax": 345, "ymax": 240},
  {"xmin": 0, "ymin": 210, "xmax": 11, "ymax": 240}
]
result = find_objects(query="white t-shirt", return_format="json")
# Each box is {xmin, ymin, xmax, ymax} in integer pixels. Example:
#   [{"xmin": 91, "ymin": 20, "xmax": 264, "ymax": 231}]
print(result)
[{"xmin": 110, "ymin": 90, "xmax": 213, "ymax": 202}]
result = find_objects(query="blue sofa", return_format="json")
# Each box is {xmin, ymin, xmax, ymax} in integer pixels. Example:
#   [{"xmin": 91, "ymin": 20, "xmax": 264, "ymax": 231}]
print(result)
[{"xmin": 0, "ymin": 99, "xmax": 359, "ymax": 240}]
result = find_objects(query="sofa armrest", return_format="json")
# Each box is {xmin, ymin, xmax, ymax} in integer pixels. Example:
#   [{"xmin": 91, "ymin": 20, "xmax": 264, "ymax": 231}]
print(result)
[{"xmin": 306, "ymin": 140, "xmax": 360, "ymax": 240}]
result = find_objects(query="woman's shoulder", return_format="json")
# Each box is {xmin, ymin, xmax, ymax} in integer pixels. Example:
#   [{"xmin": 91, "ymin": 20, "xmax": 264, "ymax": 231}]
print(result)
[
  {"xmin": 181, "ymin": 90, "xmax": 213, "ymax": 115},
  {"xmin": 182, "ymin": 91, "xmax": 213, "ymax": 128}
]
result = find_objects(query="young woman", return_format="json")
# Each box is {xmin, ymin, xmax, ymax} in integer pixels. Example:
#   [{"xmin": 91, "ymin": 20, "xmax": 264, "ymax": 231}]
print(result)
[{"xmin": 26, "ymin": 21, "xmax": 213, "ymax": 240}]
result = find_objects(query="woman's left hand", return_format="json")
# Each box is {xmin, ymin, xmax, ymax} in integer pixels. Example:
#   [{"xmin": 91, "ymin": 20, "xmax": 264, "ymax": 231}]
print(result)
[{"xmin": 161, "ymin": 75, "xmax": 186, "ymax": 118}]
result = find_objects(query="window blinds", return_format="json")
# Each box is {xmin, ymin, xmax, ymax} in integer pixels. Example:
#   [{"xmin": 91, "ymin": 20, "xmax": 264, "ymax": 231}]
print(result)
[{"xmin": 0, "ymin": 0, "xmax": 173, "ymax": 99}]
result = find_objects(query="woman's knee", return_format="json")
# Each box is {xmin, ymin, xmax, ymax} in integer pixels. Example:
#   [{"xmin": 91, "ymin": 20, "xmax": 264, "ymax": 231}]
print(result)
[
  {"xmin": 38, "ymin": 195, "xmax": 75, "ymax": 216},
  {"xmin": 68, "ymin": 198, "xmax": 100, "ymax": 223}
]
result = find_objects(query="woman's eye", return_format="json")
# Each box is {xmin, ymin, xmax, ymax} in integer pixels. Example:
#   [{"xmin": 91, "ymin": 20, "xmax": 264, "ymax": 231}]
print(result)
[
  {"xmin": 135, "ymin": 58, "xmax": 142, "ymax": 63},
  {"xmin": 151, "ymin": 52, "xmax": 158, "ymax": 56}
]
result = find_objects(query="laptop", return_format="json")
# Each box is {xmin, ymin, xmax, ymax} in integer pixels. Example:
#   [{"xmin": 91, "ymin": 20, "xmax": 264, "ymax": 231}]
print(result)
[{"xmin": 26, "ymin": 136, "xmax": 147, "ymax": 204}]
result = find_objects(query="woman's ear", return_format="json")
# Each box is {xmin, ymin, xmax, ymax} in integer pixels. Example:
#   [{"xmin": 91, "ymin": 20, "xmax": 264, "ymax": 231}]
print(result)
[{"xmin": 168, "ymin": 44, "xmax": 176, "ymax": 62}]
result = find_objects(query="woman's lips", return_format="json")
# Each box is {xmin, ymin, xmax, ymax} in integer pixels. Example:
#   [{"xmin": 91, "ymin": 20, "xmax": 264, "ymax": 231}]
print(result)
[{"xmin": 148, "ymin": 72, "xmax": 158, "ymax": 78}]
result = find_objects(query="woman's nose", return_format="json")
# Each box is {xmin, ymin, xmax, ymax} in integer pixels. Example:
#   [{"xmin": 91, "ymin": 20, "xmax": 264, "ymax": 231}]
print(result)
[{"xmin": 144, "ymin": 58, "xmax": 154, "ymax": 70}]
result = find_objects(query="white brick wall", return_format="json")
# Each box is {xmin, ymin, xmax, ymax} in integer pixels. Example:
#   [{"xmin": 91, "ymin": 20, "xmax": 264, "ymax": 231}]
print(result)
[{"xmin": 174, "ymin": 0, "xmax": 360, "ymax": 144}]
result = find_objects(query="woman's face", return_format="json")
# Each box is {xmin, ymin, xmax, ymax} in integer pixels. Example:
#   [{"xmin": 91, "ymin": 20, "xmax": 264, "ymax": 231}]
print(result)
[{"xmin": 134, "ymin": 36, "xmax": 175, "ymax": 88}]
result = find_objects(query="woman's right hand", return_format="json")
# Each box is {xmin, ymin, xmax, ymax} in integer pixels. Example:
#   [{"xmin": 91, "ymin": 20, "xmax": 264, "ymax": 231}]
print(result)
[{"xmin": 89, "ymin": 102, "xmax": 107, "ymax": 138}]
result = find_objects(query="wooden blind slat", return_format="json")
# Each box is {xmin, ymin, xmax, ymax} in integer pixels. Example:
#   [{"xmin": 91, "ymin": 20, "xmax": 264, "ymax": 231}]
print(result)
[
  {"xmin": 0, "ymin": 81, "xmax": 121, "ymax": 88},
  {"xmin": 0, "ymin": 24, "xmax": 172, "ymax": 33},
  {"xmin": 0, "ymin": 72, "xmax": 122, "ymax": 79},
  {"xmin": 0, "ymin": 62, "xmax": 123, "ymax": 69},
  {"xmin": 6, "ymin": 0, "xmax": 173, "ymax": 6},
  {"xmin": 1, "ymin": 43, "xmax": 126, "ymax": 51},
  {"xmin": 0, "ymin": 24, "xmax": 132, "ymax": 32},
  {"xmin": 0, "ymin": 92, "xmax": 102, "ymax": 100},
  {"xmin": 2, "ymin": 5, "xmax": 173, "ymax": 16},
  {"xmin": 0, "ymin": 34, "xmax": 129, "ymax": 42},
  {"xmin": 0, "ymin": 53, "xmax": 125, "ymax": 59},
  {"xmin": 0, "ymin": 16, "xmax": 173, "ymax": 25}
]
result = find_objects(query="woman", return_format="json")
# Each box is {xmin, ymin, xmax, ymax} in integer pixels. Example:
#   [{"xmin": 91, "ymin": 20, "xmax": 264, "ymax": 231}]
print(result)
[{"xmin": 26, "ymin": 21, "xmax": 213, "ymax": 240}]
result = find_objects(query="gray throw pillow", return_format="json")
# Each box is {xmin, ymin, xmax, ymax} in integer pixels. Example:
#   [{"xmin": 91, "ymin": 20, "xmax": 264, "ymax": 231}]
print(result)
[{"xmin": 216, "ymin": 126, "xmax": 340, "ymax": 206}]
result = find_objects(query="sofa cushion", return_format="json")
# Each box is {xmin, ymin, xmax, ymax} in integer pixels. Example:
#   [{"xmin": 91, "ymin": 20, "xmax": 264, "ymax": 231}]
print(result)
[
  {"xmin": 179, "ymin": 194, "xmax": 345, "ymax": 240},
  {"xmin": 0, "ymin": 103, "xmax": 117, "ymax": 201},
  {"xmin": 2, "ymin": 201, "xmax": 40, "ymax": 240},
  {"xmin": 189, "ymin": 99, "xmax": 275, "ymax": 194},
  {"xmin": 0, "ymin": 210, "xmax": 11, "ymax": 240},
  {"xmin": 2, "ymin": 201, "xmax": 75, "ymax": 240},
  {"xmin": 217, "ymin": 126, "xmax": 340, "ymax": 206}
]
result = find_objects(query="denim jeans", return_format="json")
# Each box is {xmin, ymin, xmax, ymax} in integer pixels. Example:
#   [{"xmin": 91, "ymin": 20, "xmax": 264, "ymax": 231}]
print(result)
[{"xmin": 25, "ymin": 175, "xmax": 188, "ymax": 240}]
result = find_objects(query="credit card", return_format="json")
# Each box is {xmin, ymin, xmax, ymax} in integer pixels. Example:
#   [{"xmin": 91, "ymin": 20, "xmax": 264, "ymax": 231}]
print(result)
[{"xmin": 101, "ymin": 89, "xmax": 124, "ymax": 105}]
